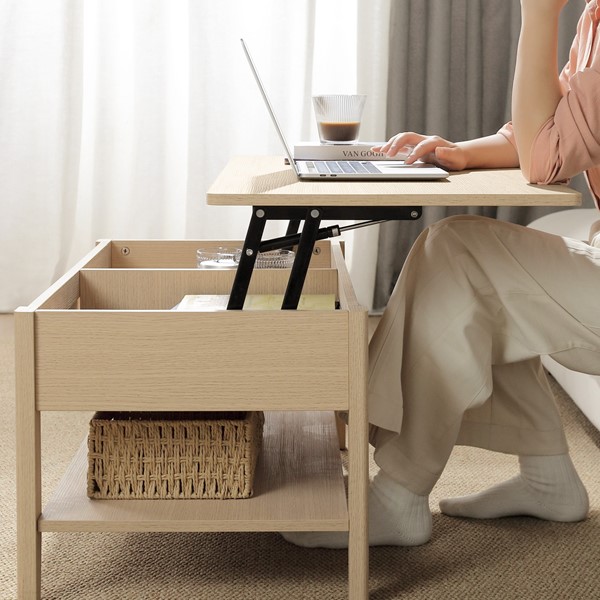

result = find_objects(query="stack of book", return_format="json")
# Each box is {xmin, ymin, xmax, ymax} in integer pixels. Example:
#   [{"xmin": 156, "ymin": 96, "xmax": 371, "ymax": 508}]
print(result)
[
  {"xmin": 173, "ymin": 294, "xmax": 337, "ymax": 312},
  {"xmin": 293, "ymin": 141, "xmax": 387, "ymax": 161}
]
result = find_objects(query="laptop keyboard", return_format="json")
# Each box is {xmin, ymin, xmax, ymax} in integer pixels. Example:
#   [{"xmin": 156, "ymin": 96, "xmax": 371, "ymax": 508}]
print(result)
[{"xmin": 306, "ymin": 160, "xmax": 381, "ymax": 175}]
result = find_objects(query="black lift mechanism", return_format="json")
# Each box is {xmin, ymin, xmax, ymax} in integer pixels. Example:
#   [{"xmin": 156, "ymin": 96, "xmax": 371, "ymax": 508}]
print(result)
[{"xmin": 226, "ymin": 205, "xmax": 422, "ymax": 310}]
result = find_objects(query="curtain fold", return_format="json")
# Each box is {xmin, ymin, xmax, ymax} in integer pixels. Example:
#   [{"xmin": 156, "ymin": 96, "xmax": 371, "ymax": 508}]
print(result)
[
  {"xmin": 0, "ymin": 0, "xmax": 84, "ymax": 310},
  {"xmin": 2, "ymin": 0, "xmax": 374, "ymax": 311},
  {"xmin": 373, "ymin": 0, "xmax": 589, "ymax": 311}
]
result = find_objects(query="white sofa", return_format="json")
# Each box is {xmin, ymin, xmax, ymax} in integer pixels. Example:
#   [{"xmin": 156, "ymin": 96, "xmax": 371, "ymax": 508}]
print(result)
[{"xmin": 528, "ymin": 208, "xmax": 600, "ymax": 432}]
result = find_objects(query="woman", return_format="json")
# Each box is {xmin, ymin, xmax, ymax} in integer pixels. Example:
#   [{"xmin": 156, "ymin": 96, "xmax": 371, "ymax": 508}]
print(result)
[{"xmin": 283, "ymin": 0, "xmax": 600, "ymax": 548}]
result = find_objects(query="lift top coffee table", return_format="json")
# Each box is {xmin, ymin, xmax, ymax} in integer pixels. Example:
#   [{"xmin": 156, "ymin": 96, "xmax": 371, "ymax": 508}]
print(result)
[{"xmin": 15, "ymin": 155, "xmax": 580, "ymax": 600}]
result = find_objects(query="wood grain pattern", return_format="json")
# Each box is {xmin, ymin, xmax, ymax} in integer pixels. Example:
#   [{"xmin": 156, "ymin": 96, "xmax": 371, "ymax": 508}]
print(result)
[
  {"xmin": 78, "ymin": 268, "xmax": 338, "ymax": 310},
  {"xmin": 15, "ymin": 309, "xmax": 41, "ymax": 599},
  {"xmin": 108, "ymin": 239, "xmax": 334, "ymax": 269},
  {"xmin": 34, "ymin": 239, "xmax": 112, "ymax": 310},
  {"xmin": 34, "ymin": 310, "xmax": 349, "ymax": 411},
  {"xmin": 207, "ymin": 156, "xmax": 581, "ymax": 207}
]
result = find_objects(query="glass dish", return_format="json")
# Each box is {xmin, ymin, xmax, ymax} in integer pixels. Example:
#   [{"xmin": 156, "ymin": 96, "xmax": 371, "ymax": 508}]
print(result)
[
  {"xmin": 196, "ymin": 247, "xmax": 241, "ymax": 269},
  {"xmin": 254, "ymin": 249, "xmax": 295, "ymax": 269}
]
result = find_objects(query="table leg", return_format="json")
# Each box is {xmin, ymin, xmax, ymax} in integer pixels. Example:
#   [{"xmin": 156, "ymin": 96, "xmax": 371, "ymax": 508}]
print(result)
[
  {"xmin": 15, "ymin": 309, "xmax": 42, "ymax": 599},
  {"xmin": 348, "ymin": 310, "xmax": 369, "ymax": 599}
]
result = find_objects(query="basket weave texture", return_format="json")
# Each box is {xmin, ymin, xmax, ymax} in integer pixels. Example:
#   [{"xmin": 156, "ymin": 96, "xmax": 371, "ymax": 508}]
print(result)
[{"xmin": 87, "ymin": 411, "xmax": 264, "ymax": 500}]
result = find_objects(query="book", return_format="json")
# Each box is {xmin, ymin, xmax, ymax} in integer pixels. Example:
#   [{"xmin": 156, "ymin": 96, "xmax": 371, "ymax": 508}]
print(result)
[
  {"xmin": 173, "ymin": 294, "xmax": 337, "ymax": 312},
  {"xmin": 293, "ymin": 141, "xmax": 388, "ymax": 161}
]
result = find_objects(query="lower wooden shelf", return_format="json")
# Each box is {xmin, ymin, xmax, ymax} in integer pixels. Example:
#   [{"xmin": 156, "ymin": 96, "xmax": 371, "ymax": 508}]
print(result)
[{"xmin": 39, "ymin": 411, "xmax": 348, "ymax": 533}]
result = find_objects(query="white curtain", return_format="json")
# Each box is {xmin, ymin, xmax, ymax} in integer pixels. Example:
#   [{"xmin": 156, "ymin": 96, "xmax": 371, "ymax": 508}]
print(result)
[
  {"xmin": 14, "ymin": 1, "xmax": 587, "ymax": 314},
  {"xmin": 0, "ymin": 0, "xmax": 390, "ymax": 312}
]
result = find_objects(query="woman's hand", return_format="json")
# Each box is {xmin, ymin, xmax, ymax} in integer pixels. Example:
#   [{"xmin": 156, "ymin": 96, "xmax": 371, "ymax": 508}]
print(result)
[
  {"xmin": 372, "ymin": 133, "xmax": 469, "ymax": 171},
  {"xmin": 373, "ymin": 132, "xmax": 520, "ymax": 171}
]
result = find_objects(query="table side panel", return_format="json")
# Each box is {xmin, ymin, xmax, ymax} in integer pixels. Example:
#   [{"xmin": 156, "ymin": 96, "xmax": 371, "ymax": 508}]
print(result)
[
  {"xmin": 34, "ymin": 311, "xmax": 349, "ymax": 411},
  {"xmin": 333, "ymin": 246, "xmax": 363, "ymax": 313},
  {"xmin": 109, "ymin": 239, "xmax": 334, "ymax": 269},
  {"xmin": 30, "ymin": 240, "xmax": 112, "ymax": 311},
  {"xmin": 79, "ymin": 268, "xmax": 339, "ymax": 310}
]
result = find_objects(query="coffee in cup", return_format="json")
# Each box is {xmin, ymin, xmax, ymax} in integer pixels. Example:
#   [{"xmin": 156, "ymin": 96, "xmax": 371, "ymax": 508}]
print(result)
[{"xmin": 312, "ymin": 95, "xmax": 366, "ymax": 144}]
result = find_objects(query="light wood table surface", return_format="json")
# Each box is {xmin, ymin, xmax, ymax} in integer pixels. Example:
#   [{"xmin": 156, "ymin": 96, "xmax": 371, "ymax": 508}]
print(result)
[{"xmin": 207, "ymin": 155, "xmax": 582, "ymax": 207}]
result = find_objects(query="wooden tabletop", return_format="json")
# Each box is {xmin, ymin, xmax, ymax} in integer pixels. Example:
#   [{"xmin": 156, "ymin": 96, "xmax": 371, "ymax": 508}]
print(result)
[{"xmin": 207, "ymin": 156, "xmax": 582, "ymax": 207}]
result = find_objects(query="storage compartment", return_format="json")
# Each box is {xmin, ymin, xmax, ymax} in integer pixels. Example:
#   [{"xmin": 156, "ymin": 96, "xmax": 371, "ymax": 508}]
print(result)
[
  {"xmin": 33, "ymin": 240, "xmax": 351, "ymax": 413},
  {"xmin": 87, "ymin": 411, "xmax": 264, "ymax": 500}
]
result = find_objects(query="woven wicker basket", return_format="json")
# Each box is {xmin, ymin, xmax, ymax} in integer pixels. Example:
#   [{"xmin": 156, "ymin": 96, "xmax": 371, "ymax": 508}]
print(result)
[{"xmin": 87, "ymin": 411, "xmax": 264, "ymax": 500}]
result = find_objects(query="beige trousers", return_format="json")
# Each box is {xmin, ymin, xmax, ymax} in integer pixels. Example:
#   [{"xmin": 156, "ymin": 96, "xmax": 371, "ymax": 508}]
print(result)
[{"xmin": 368, "ymin": 215, "xmax": 600, "ymax": 495}]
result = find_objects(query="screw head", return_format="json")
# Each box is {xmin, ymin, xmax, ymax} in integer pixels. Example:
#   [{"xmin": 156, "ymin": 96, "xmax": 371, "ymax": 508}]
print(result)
[
  {"xmin": 121, "ymin": 247, "xmax": 130, "ymax": 255},
  {"xmin": 256, "ymin": 209, "xmax": 265, "ymax": 218},
  {"xmin": 246, "ymin": 248, "xmax": 254, "ymax": 256}
]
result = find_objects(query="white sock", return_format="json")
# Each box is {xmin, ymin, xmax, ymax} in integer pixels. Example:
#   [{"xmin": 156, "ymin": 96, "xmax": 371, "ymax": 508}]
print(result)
[
  {"xmin": 280, "ymin": 471, "xmax": 431, "ymax": 549},
  {"xmin": 439, "ymin": 454, "xmax": 589, "ymax": 522}
]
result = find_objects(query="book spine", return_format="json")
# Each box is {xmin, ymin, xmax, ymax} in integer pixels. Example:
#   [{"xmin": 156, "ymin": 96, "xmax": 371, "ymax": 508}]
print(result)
[{"xmin": 294, "ymin": 144, "xmax": 387, "ymax": 161}]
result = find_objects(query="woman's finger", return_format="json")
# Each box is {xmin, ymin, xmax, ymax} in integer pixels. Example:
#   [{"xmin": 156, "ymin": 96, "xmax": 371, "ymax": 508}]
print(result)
[
  {"xmin": 404, "ymin": 137, "xmax": 453, "ymax": 164},
  {"xmin": 373, "ymin": 132, "xmax": 424, "ymax": 156}
]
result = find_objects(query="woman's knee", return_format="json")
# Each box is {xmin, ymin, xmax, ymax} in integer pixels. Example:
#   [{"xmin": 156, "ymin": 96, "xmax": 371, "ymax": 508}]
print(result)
[
  {"xmin": 424, "ymin": 215, "xmax": 520, "ymax": 251},
  {"xmin": 429, "ymin": 214, "xmax": 493, "ymax": 235},
  {"xmin": 419, "ymin": 215, "xmax": 491, "ymax": 251}
]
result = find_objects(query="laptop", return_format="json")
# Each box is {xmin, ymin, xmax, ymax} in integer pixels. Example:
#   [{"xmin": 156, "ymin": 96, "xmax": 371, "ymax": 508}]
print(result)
[{"xmin": 241, "ymin": 38, "xmax": 448, "ymax": 181}]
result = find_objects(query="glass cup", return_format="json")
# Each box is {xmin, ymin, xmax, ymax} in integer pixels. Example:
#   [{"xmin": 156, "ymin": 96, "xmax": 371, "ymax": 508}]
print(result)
[{"xmin": 312, "ymin": 94, "xmax": 367, "ymax": 144}]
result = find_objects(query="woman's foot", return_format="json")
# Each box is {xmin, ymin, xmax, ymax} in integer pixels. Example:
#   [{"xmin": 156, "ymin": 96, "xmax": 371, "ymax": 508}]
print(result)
[
  {"xmin": 439, "ymin": 454, "xmax": 589, "ymax": 522},
  {"xmin": 281, "ymin": 471, "xmax": 432, "ymax": 548}
]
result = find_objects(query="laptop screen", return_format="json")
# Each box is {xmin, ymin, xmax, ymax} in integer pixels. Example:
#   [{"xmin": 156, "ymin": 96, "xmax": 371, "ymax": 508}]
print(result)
[{"xmin": 240, "ymin": 39, "xmax": 300, "ymax": 175}]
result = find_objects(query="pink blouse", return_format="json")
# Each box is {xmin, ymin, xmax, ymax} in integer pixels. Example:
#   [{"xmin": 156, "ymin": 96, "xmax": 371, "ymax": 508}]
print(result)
[{"xmin": 499, "ymin": 0, "xmax": 600, "ymax": 207}]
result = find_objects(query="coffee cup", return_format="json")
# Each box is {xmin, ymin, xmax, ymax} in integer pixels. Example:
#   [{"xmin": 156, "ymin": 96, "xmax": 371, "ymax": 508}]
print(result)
[{"xmin": 312, "ymin": 94, "xmax": 366, "ymax": 144}]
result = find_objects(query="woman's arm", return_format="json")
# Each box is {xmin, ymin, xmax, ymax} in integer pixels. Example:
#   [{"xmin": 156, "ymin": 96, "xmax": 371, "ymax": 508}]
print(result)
[
  {"xmin": 375, "ymin": 1, "xmax": 576, "ymax": 176},
  {"xmin": 372, "ymin": 132, "xmax": 518, "ymax": 171},
  {"xmin": 512, "ymin": 1, "xmax": 567, "ymax": 179}
]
